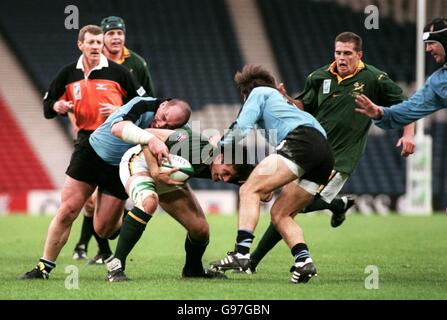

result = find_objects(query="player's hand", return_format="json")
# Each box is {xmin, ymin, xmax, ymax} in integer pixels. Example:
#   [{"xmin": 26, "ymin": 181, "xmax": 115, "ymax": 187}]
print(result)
[
  {"xmin": 99, "ymin": 103, "xmax": 119, "ymax": 117},
  {"xmin": 153, "ymin": 167, "xmax": 185, "ymax": 186},
  {"xmin": 396, "ymin": 136, "xmax": 415, "ymax": 157},
  {"xmin": 53, "ymin": 100, "xmax": 73, "ymax": 115},
  {"xmin": 355, "ymin": 95, "xmax": 384, "ymax": 119},
  {"xmin": 277, "ymin": 83, "xmax": 288, "ymax": 96},
  {"xmin": 148, "ymin": 138, "xmax": 171, "ymax": 165},
  {"xmin": 260, "ymin": 192, "xmax": 274, "ymax": 202}
]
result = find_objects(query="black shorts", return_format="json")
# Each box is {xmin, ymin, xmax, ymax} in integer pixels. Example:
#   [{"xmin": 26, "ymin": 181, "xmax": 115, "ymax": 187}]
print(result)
[
  {"xmin": 66, "ymin": 139, "xmax": 128, "ymax": 200},
  {"xmin": 73, "ymin": 130, "xmax": 94, "ymax": 147},
  {"xmin": 276, "ymin": 126, "xmax": 334, "ymax": 185}
]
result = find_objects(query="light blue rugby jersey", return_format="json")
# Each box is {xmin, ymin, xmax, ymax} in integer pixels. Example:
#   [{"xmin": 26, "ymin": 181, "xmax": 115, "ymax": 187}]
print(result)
[
  {"xmin": 375, "ymin": 65, "xmax": 447, "ymax": 129},
  {"xmin": 220, "ymin": 86, "xmax": 326, "ymax": 147},
  {"xmin": 89, "ymin": 96, "xmax": 161, "ymax": 165}
]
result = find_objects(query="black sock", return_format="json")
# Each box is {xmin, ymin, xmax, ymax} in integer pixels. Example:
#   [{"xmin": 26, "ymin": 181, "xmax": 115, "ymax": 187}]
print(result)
[
  {"xmin": 291, "ymin": 243, "xmax": 311, "ymax": 263},
  {"xmin": 251, "ymin": 223, "xmax": 282, "ymax": 267},
  {"xmin": 93, "ymin": 231, "xmax": 112, "ymax": 255},
  {"xmin": 183, "ymin": 234, "xmax": 208, "ymax": 274},
  {"xmin": 108, "ymin": 227, "xmax": 121, "ymax": 240},
  {"xmin": 39, "ymin": 258, "xmax": 56, "ymax": 273},
  {"xmin": 114, "ymin": 207, "xmax": 152, "ymax": 270},
  {"xmin": 303, "ymin": 196, "xmax": 330, "ymax": 213},
  {"xmin": 236, "ymin": 230, "xmax": 255, "ymax": 255},
  {"xmin": 327, "ymin": 198, "xmax": 347, "ymax": 215},
  {"xmin": 76, "ymin": 216, "xmax": 94, "ymax": 249}
]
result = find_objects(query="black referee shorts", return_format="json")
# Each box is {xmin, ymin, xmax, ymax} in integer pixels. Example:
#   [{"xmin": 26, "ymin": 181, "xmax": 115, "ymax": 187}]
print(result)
[
  {"xmin": 276, "ymin": 126, "xmax": 334, "ymax": 185},
  {"xmin": 66, "ymin": 139, "xmax": 128, "ymax": 200}
]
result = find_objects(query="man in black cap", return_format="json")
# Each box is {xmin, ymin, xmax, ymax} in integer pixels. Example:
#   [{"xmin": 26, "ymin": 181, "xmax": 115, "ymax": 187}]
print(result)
[
  {"xmin": 356, "ymin": 17, "xmax": 447, "ymax": 129},
  {"xmin": 72, "ymin": 16, "xmax": 157, "ymax": 265}
]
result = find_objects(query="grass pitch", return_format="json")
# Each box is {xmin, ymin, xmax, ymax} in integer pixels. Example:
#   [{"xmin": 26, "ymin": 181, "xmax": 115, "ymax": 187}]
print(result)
[{"xmin": 0, "ymin": 212, "xmax": 446, "ymax": 300}]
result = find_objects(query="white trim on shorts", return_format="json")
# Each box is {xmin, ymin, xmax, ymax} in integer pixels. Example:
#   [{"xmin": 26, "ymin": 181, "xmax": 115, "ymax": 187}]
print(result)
[{"xmin": 277, "ymin": 154, "xmax": 320, "ymax": 195}]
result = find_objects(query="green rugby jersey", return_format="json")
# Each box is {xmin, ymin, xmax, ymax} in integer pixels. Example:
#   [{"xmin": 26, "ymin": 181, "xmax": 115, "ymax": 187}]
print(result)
[
  {"xmin": 297, "ymin": 62, "xmax": 405, "ymax": 174},
  {"xmin": 165, "ymin": 126, "xmax": 213, "ymax": 179},
  {"xmin": 121, "ymin": 48, "xmax": 155, "ymax": 96}
]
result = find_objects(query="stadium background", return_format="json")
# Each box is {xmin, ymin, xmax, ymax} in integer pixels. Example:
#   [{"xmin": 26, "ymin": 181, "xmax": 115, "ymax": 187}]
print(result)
[{"xmin": 0, "ymin": 0, "xmax": 447, "ymax": 215}]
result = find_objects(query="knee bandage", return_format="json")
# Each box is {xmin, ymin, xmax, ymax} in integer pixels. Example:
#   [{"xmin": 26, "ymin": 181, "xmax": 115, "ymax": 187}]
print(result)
[{"xmin": 128, "ymin": 176, "xmax": 159, "ymax": 211}]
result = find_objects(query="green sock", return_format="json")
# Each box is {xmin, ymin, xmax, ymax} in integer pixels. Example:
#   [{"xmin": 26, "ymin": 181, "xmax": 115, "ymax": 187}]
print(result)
[
  {"xmin": 250, "ymin": 223, "xmax": 282, "ymax": 267},
  {"xmin": 114, "ymin": 207, "xmax": 152, "ymax": 270}
]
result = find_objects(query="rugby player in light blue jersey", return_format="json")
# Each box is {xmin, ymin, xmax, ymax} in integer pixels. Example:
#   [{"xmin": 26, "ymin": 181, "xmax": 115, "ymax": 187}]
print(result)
[
  {"xmin": 356, "ymin": 17, "xmax": 447, "ymax": 127},
  {"xmin": 210, "ymin": 65, "xmax": 334, "ymax": 284}
]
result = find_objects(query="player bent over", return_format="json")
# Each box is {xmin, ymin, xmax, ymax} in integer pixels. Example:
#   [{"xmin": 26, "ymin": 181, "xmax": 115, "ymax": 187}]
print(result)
[
  {"xmin": 210, "ymin": 64, "xmax": 334, "ymax": 284},
  {"xmin": 105, "ymin": 128, "xmax": 252, "ymax": 281}
]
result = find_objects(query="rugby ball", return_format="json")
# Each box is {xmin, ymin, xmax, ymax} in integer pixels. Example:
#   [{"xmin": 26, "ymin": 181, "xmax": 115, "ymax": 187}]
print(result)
[{"xmin": 160, "ymin": 154, "xmax": 194, "ymax": 182}]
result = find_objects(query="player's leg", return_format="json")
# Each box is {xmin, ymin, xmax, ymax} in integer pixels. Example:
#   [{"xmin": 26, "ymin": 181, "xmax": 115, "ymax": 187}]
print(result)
[
  {"xmin": 106, "ymin": 174, "xmax": 158, "ymax": 282},
  {"xmin": 250, "ymin": 172, "xmax": 353, "ymax": 271},
  {"xmin": 210, "ymin": 154, "xmax": 298, "ymax": 272},
  {"xmin": 270, "ymin": 181, "xmax": 317, "ymax": 283},
  {"xmin": 72, "ymin": 190, "xmax": 96, "ymax": 260},
  {"xmin": 308, "ymin": 172, "xmax": 354, "ymax": 227},
  {"xmin": 159, "ymin": 186, "xmax": 226, "ymax": 279},
  {"xmin": 21, "ymin": 176, "xmax": 96, "ymax": 279},
  {"xmin": 250, "ymin": 184, "xmax": 311, "ymax": 272}
]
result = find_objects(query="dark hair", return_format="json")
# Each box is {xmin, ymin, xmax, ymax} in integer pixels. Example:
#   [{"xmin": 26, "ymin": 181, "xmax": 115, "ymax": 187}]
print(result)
[
  {"xmin": 219, "ymin": 143, "xmax": 256, "ymax": 185},
  {"xmin": 78, "ymin": 25, "xmax": 103, "ymax": 42},
  {"xmin": 234, "ymin": 64, "xmax": 276, "ymax": 98},
  {"xmin": 335, "ymin": 32, "xmax": 363, "ymax": 52},
  {"xmin": 230, "ymin": 163, "xmax": 255, "ymax": 185}
]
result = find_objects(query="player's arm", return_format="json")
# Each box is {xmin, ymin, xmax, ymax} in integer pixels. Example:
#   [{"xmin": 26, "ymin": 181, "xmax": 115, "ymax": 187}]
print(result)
[
  {"xmin": 277, "ymin": 83, "xmax": 304, "ymax": 110},
  {"xmin": 43, "ymin": 67, "xmax": 73, "ymax": 118},
  {"xmin": 141, "ymin": 129, "xmax": 184, "ymax": 186},
  {"xmin": 111, "ymin": 120, "xmax": 169, "ymax": 164},
  {"xmin": 119, "ymin": 65, "xmax": 147, "ymax": 103},
  {"xmin": 219, "ymin": 87, "xmax": 264, "ymax": 148},
  {"xmin": 375, "ymin": 73, "xmax": 415, "ymax": 157},
  {"xmin": 397, "ymin": 123, "xmax": 415, "ymax": 157},
  {"xmin": 137, "ymin": 57, "xmax": 156, "ymax": 97}
]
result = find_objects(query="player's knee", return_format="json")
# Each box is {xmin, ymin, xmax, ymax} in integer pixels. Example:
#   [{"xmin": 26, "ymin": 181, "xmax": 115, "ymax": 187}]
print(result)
[
  {"xmin": 270, "ymin": 206, "xmax": 289, "ymax": 227},
  {"xmin": 94, "ymin": 223, "xmax": 112, "ymax": 239},
  {"xmin": 142, "ymin": 194, "xmax": 158, "ymax": 214},
  {"xmin": 270, "ymin": 213, "xmax": 281, "ymax": 227},
  {"xmin": 58, "ymin": 202, "xmax": 81, "ymax": 225},
  {"xmin": 83, "ymin": 199, "xmax": 95, "ymax": 216},
  {"xmin": 188, "ymin": 221, "xmax": 209, "ymax": 241},
  {"xmin": 240, "ymin": 181, "xmax": 265, "ymax": 198},
  {"xmin": 129, "ymin": 176, "xmax": 158, "ymax": 214}
]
